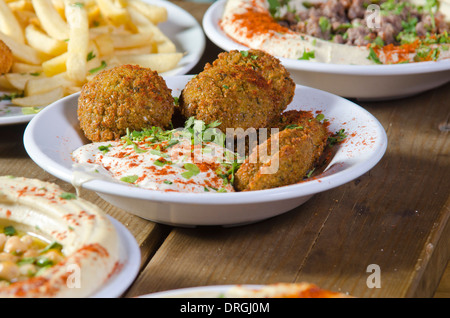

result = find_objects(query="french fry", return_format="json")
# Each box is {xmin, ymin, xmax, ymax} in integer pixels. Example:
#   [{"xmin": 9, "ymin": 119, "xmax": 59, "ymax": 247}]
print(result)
[
  {"xmin": 95, "ymin": 0, "xmax": 129, "ymax": 26},
  {"xmin": 115, "ymin": 45, "xmax": 153, "ymax": 56},
  {"xmin": 111, "ymin": 32, "xmax": 152, "ymax": 48},
  {"xmin": 0, "ymin": 32, "xmax": 43, "ymax": 65},
  {"xmin": 11, "ymin": 86, "xmax": 64, "ymax": 107},
  {"xmin": 92, "ymin": 33, "xmax": 114, "ymax": 56},
  {"xmin": 42, "ymin": 52, "xmax": 67, "ymax": 77},
  {"xmin": 25, "ymin": 72, "xmax": 74, "ymax": 96},
  {"xmin": 11, "ymin": 62, "xmax": 43, "ymax": 74},
  {"xmin": 5, "ymin": 72, "xmax": 43, "ymax": 91},
  {"xmin": 25, "ymin": 24, "xmax": 67, "ymax": 56},
  {"xmin": 0, "ymin": 74, "xmax": 16, "ymax": 91},
  {"xmin": 0, "ymin": 0, "xmax": 25, "ymax": 43},
  {"xmin": 127, "ymin": 6, "xmax": 176, "ymax": 53},
  {"xmin": 31, "ymin": 0, "xmax": 69, "ymax": 41},
  {"xmin": 65, "ymin": 0, "xmax": 89, "ymax": 84},
  {"xmin": 116, "ymin": 53, "xmax": 183, "ymax": 73},
  {"xmin": 1, "ymin": 0, "xmax": 182, "ymax": 108},
  {"xmin": 128, "ymin": 0, "xmax": 167, "ymax": 24}
]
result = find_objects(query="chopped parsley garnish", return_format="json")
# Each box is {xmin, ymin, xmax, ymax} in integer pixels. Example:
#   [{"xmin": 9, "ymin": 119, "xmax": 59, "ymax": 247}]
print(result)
[
  {"xmin": 3, "ymin": 225, "xmax": 16, "ymax": 236},
  {"xmin": 120, "ymin": 175, "xmax": 139, "ymax": 183},
  {"xmin": 40, "ymin": 241, "xmax": 63, "ymax": 254},
  {"xmin": 87, "ymin": 51, "xmax": 96, "ymax": 61},
  {"xmin": 315, "ymin": 113, "xmax": 325, "ymax": 122},
  {"xmin": 306, "ymin": 168, "xmax": 315, "ymax": 178},
  {"xmin": 318, "ymin": 16, "xmax": 331, "ymax": 33},
  {"xmin": 181, "ymin": 163, "xmax": 200, "ymax": 179},
  {"xmin": 98, "ymin": 144, "xmax": 113, "ymax": 153},
  {"xmin": 298, "ymin": 50, "xmax": 315, "ymax": 60},
  {"xmin": 328, "ymin": 129, "xmax": 348, "ymax": 146},
  {"xmin": 367, "ymin": 47, "xmax": 382, "ymax": 64},
  {"xmin": 284, "ymin": 124, "xmax": 303, "ymax": 130},
  {"xmin": 240, "ymin": 50, "xmax": 249, "ymax": 57},
  {"xmin": 0, "ymin": 92, "xmax": 24, "ymax": 101},
  {"xmin": 88, "ymin": 60, "xmax": 107, "ymax": 74},
  {"xmin": 163, "ymin": 180, "xmax": 173, "ymax": 185},
  {"xmin": 21, "ymin": 107, "xmax": 42, "ymax": 115},
  {"xmin": 59, "ymin": 192, "xmax": 77, "ymax": 200}
]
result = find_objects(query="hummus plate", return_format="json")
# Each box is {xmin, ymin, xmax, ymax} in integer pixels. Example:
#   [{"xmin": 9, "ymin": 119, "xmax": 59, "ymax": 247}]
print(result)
[
  {"xmin": 203, "ymin": 0, "xmax": 450, "ymax": 100},
  {"xmin": 0, "ymin": 176, "xmax": 140, "ymax": 297},
  {"xmin": 24, "ymin": 75, "xmax": 387, "ymax": 227}
]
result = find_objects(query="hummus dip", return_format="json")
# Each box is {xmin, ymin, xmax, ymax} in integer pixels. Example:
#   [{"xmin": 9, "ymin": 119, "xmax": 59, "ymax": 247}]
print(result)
[
  {"xmin": 0, "ymin": 176, "xmax": 119, "ymax": 297},
  {"xmin": 72, "ymin": 121, "xmax": 239, "ymax": 193},
  {"xmin": 220, "ymin": 0, "xmax": 450, "ymax": 64}
]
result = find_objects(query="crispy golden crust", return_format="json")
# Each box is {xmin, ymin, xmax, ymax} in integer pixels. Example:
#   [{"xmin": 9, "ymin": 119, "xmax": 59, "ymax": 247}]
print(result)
[
  {"xmin": 179, "ymin": 49, "xmax": 295, "ymax": 132},
  {"xmin": 234, "ymin": 110, "xmax": 328, "ymax": 191},
  {"xmin": 208, "ymin": 49, "xmax": 296, "ymax": 114},
  {"xmin": 179, "ymin": 64, "xmax": 275, "ymax": 131},
  {"xmin": 0, "ymin": 40, "xmax": 13, "ymax": 74},
  {"xmin": 77, "ymin": 64, "xmax": 174, "ymax": 142}
]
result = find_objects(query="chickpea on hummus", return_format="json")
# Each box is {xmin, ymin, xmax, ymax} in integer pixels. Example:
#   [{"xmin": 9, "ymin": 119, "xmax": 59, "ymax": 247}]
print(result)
[
  {"xmin": 220, "ymin": 0, "xmax": 450, "ymax": 64},
  {"xmin": 0, "ymin": 176, "xmax": 119, "ymax": 298}
]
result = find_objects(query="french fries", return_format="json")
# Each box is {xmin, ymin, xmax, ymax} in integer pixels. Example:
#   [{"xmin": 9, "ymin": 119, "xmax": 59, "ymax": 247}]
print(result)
[{"xmin": 0, "ymin": 0, "xmax": 182, "ymax": 108}]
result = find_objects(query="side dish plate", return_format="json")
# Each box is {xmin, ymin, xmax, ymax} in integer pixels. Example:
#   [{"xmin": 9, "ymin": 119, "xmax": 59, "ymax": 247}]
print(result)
[
  {"xmin": 202, "ymin": 0, "xmax": 450, "ymax": 100},
  {"xmin": 24, "ymin": 75, "xmax": 387, "ymax": 227}
]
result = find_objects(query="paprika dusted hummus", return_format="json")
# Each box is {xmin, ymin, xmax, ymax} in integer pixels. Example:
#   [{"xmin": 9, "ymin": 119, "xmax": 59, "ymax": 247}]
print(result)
[
  {"xmin": 220, "ymin": 0, "xmax": 450, "ymax": 64},
  {"xmin": 0, "ymin": 176, "xmax": 119, "ymax": 297}
]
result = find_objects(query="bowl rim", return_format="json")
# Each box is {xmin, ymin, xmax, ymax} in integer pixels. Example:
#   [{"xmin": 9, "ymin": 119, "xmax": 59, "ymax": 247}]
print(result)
[
  {"xmin": 203, "ymin": 0, "xmax": 450, "ymax": 76},
  {"xmin": 23, "ymin": 75, "xmax": 388, "ymax": 206}
]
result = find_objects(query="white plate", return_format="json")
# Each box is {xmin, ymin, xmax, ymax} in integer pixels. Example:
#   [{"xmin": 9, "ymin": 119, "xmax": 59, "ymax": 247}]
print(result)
[
  {"xmin": 23, "ymin": 75, "xmax": 387, "ymax": 227},
  {"xmin": 140, "ymin": 285, "xmax": 263, "ymax": 298},
  {"xmin": 91, "ymin": 216, "xmax": 141, "ymax": 298},
  {"xmin": 202, "ymin": 0, "xmax": 450, "ymax": 100},
  {"xmin": 0, "ymin": 0, "xmax": 205, "ymax": 126}
]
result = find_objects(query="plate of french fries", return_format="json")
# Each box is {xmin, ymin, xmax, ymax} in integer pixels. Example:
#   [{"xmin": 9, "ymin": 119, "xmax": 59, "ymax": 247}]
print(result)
[{"xmin": 0, "ymin": 0, "xmax": 205, "ymax": 125}]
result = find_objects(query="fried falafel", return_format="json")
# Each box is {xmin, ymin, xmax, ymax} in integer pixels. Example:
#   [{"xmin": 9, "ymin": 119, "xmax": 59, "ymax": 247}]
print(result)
[
  {"xmin": 208, "ymin": 49, "xmax": 296, "ymax": 115},
  {"xmin": 78, "ymin": 64, "xmax": 174, "ymax": 142},
  {"xmin": 234, "ymin": 110, "xmax": 328, "ymax": 191},
  {"xmin": 179, "ymin": 49, "xmax": 295, "ymax": 133},
  {"xmin": 179, "ymin": 64, "xmax": 276, "ymax": 133},
  {"xmin": 0, "ymin": 40, "xmax": 13, "ymax": 74}
]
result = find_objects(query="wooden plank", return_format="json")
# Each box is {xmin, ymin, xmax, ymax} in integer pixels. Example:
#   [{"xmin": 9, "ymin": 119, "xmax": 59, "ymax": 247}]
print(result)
[{"xmin": 125, "ymin": 198, "xmax": 337, "ymax": 297}]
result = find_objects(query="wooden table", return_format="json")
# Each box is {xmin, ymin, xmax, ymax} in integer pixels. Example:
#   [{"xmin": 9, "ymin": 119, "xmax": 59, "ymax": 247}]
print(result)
[{"xmin": 1, "ymin": 1, "xmax": 448, "ymax": 298}]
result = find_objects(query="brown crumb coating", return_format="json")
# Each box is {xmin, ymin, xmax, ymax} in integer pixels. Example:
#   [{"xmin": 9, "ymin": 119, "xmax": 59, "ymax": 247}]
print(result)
[{"xmin": 77, "ymin": 64, "xmax": 174, "ymax": 142}]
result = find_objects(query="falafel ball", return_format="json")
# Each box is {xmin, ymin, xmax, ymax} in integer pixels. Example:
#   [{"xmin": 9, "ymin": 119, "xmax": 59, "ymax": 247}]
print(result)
[
  {"xmin": 208, "ymin": 49, "xmax": 296, "ymax": 115},
  {"xmin": 78, "ymin": 64, "xmax": 174, "ymax": 142},
  {"xmin": 0, "ymin": 40, "xmax": 13, "ymax": 74},
  {"xmin": 179, "ymin": 64, "xmax": 276, "ymax": 132},
  {"xmin": 234, "ymin": 110, "xmax": 328, "ymax": 191},
  {"xmin": 179, "ymin": 49, "xmax": 295, "ymax": 132}
]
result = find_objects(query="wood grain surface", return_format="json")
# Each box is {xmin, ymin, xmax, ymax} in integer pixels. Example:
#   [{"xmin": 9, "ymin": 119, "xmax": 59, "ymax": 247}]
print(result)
[{"xmin": 0, "ymin": 0, "xmax": 448, "ymax": 298}]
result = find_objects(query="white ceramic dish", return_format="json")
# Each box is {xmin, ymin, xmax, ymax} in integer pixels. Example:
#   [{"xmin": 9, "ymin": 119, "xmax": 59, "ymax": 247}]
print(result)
[
  {"xmin": 140, "ymin": 285, "xmax": 263, "ymax": 298},
  {"xmin": 24, "ymin": 75, "xmax": 387, "ymax": 227},
  {"xmin": 0, "ymin": 0, "xmax": 205, "ymax": 126},
  {"xmin": 91, "ymin": 216, "xmax": 141, "ymax": 298},
  {"xmin": 202, "ymin": 0, "xmax": 450, "ymax": 100}
]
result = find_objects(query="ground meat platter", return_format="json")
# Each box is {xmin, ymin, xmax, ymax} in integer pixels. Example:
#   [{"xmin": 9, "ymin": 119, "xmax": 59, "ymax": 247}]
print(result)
[
  {"xmin": 23, "ymin": 74, "xmax": 387, "ymax": 227},
  {"xmin": 203, "ymin": 0, "xmax": 450, "ymax": 100}
]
